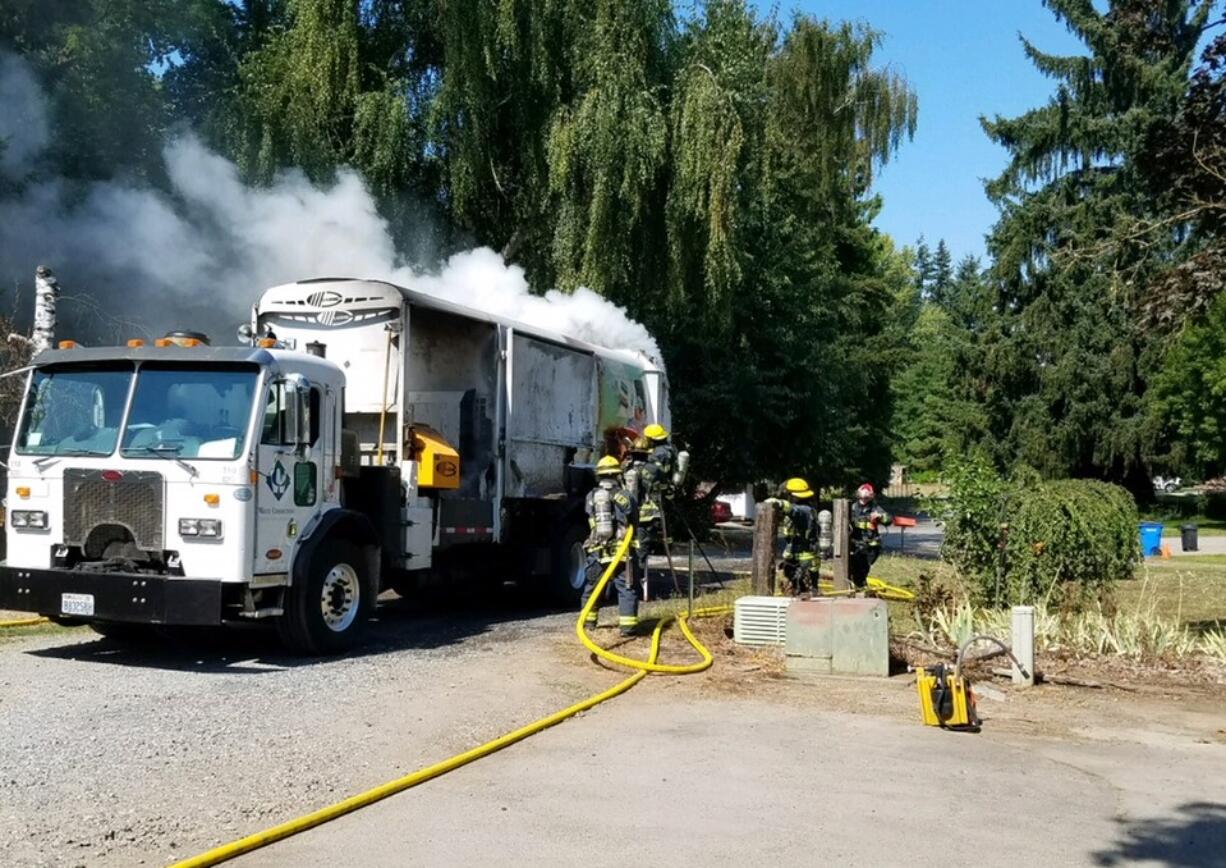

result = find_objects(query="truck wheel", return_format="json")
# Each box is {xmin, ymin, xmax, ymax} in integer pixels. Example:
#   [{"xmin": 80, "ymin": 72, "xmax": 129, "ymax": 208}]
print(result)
[
  {"xmin": 276, "ymin": 540, "xmax": 373, "ymax": 654},
  {"xmin": 549, "ymin": 522, "xmax": 589, "ymax": 607}
]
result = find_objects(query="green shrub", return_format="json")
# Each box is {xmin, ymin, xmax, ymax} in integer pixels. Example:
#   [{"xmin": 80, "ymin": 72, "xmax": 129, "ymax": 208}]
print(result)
[
  {"xmin": 929, "ymin": 454, "xmax": 1008, "ymax": 593},
  {"xmin": 935, "ymin": 457, "xmax": 1139, "ymax": 606}
]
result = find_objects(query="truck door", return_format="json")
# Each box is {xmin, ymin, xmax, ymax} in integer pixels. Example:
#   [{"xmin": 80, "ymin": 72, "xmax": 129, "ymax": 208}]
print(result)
[{"xmin": 253, "ymin": 380, "xmax": 326, "ymax": 577}]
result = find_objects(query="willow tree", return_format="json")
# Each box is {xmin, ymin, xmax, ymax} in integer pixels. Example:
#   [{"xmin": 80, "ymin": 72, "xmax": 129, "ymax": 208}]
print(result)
[
  {"xmin": 233, "ymin": 0, "xmax": 416, "ymax": 196},
  {"xmin": 432, "ymin": 0, "xmax": 573, "ymax": 281},
  {"xmin": 545, "ymin": 0, "xmax": 674, "ymax": 307},
  {"xmin": 665, "ymin": 0, "xmax": 772, "ymax": 322},
  {"xmin": 659, "ymin": 10, "xmax": 917, "ymax": 486},
  {"xmin": 979, "ymin": 0, "xmax": 1214, "ymax": 492}
]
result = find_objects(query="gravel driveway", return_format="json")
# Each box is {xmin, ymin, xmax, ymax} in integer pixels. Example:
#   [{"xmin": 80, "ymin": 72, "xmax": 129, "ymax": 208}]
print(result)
[{"xmin": 0, "ymin": 592, "xmax": 594, "ymax": 867}]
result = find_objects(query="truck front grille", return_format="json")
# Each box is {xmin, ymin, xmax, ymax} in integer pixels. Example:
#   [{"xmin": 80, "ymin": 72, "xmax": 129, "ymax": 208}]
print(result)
[{"xmin": 63, "ymin": 469, "xmax": 164, "ymax": 552}]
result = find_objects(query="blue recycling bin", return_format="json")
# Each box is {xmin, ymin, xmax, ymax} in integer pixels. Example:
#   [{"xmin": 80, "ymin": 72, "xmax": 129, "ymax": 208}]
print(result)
[{"xmin": 1139, "ymin": 521, "xmax": 1164, "ymax": 557}]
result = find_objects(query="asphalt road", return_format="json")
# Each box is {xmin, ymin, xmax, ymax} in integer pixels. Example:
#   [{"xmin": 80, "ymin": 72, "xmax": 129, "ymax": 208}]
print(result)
[{"xmin": 238, "ymin": 678, "xmax": 1226, "ymax": 868}]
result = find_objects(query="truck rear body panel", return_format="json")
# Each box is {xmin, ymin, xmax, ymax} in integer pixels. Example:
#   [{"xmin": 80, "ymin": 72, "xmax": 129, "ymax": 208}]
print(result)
[{"xmin": 254, "ymin": 278, "xmax": 669, "ymax": 567}]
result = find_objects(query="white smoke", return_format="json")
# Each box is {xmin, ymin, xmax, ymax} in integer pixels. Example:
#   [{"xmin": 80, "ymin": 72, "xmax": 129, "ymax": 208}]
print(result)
[
  {"xmin": 0, "ymin": 53, "xmax": 48, "ymax": 179},
  {"xmin": 0, "ymin": 54, "xmax": 660, "ymax": 362}
]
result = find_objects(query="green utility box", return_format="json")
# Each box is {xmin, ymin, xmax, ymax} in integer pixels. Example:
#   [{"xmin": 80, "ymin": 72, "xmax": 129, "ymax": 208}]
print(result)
[{"xmin": 785, "ymin": 597, "xmax": 890, "ymax": 677}]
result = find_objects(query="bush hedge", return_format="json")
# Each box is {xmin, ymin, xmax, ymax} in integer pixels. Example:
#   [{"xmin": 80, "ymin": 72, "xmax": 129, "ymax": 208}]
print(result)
[{"xmin": 936, "ymin": 457, "xmax": 1140, "ymax": 606}]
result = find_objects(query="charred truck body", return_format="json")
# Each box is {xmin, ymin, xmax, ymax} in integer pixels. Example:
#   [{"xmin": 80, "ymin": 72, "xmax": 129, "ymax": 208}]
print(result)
[{"xmin": 0, "ymin": 279, "xmax": 668, "ymax": 652}]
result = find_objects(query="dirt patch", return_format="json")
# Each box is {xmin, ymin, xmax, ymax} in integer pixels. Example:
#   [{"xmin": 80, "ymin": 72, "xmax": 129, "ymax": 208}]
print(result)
[{"xmin": 563, "ymin": 608, "xmax": 1226, "ymax": 751}]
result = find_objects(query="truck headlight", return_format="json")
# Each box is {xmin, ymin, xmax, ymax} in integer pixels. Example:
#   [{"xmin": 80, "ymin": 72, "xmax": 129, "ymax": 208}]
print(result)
[
  {"xmin": 180, "ymin": 518, "xmax": 222, "ymax": 539},
  {"xmin": 11, "ymin": 510, "xmax": 47, "ymax": 529}
]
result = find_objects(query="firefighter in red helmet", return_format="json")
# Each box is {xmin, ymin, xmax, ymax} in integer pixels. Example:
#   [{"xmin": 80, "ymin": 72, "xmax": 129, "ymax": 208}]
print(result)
[{"xmin": 849, "ymin": 483, "xmax": 891, "ymax": 588}]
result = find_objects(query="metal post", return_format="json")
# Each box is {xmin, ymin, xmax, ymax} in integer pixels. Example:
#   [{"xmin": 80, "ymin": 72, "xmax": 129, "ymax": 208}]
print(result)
[
  {"xmin": 32, "ymin": 265, "xmax": 59, "ymax": 356},
  {"xmin": 1011, "ymin": 605, "xmax": 1035, "ymax": 686},
  {"xmin": 688, "ymin": 540, "xmax": 695, "ymax": 618}
]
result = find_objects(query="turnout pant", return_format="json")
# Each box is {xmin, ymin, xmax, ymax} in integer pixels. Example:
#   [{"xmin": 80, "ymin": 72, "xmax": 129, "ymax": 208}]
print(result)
[
  {"xmin": 850, "ymin": 546, "xmax": 880, "ymax": 588},
  {"xmin": 581, "ymin": 554, "xmax": 639, "ymax": 634},
  {"xmin": 633, "ymin": 518, "xmax": 659, "ymax": 594}
]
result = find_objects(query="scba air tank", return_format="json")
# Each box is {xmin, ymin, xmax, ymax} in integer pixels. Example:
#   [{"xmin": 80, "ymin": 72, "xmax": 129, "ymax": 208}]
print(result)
[{"xmin": 593, "ymin": 485, "xmax": 615, "ymax": 541}]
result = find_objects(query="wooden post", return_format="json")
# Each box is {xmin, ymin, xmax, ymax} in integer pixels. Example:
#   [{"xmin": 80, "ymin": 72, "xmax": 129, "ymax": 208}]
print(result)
[
  {"xmin": 832, "ymin": 498, "xmax": 851, "ymax": 591},
  {"xmin": 751, "ymin": 500, "xmax": 779, "ymax": 595}
]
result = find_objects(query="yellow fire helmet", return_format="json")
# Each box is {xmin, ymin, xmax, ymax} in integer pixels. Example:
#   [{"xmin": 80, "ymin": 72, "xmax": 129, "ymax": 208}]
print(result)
[
  {"xmin": 596, "ymin": 455, "xmax": 622, "ymax": 477},
  {"xmin": 784, "ymin": 477, "xmax": 814, "ymax": 499},
  {"xmin": 644, "ymin": 423, "xmax": 669, "ymax": 442},
  {"xmin": 630, "ymin": 436, "xmax": 652, "ymax": 454}
]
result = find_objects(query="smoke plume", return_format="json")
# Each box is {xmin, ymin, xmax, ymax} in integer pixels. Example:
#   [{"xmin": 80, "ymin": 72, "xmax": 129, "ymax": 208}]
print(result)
[
  {"xmin": 0, "ymin": 53, "xmax": 660, "ymax": 362},
  {"xmin": 0, "ymin": 53, "xmax": 48, "ymax": 180}
]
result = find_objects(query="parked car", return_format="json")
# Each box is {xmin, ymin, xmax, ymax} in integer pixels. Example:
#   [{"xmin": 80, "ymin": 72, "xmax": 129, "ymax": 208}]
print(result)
[
  {"xmin": 1153, "ymin": 475, "xmax": 1182, "ymax": 493},
  {"xmin": 711, "ymin": 499, "xmax": 733, "ymax": 524}
]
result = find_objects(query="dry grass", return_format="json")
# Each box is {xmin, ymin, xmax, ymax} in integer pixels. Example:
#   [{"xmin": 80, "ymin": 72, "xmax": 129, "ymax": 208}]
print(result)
[
  {"xmin": 911, "ymin": 598, "xmax": 1226, "ymax": 663},
  {"xmin": 640, "ymin": 576, "xmax": 750, "ymax": 623}
]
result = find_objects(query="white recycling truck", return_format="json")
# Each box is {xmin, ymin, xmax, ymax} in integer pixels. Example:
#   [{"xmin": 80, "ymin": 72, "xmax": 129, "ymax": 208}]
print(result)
[{"xmin": 0, "ymin": 278, "xmax": 668, "ymax": 652}]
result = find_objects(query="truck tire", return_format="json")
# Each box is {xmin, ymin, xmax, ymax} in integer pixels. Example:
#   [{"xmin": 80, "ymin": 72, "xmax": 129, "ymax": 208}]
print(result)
[
  {"xmin": 549, "ymin": 521, "xmax": 590, "ymax": 607},
  {"xmin": 276, "ymin": 540, "xmax": 373, "ymax": 654}
]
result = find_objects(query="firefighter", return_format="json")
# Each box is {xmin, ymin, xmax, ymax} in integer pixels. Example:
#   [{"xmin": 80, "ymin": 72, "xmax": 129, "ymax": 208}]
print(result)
[
  {"xmin": 767, "ymin": 477, "xmax": 819, "ymax": 595},
  {"xmin": 581, "ymin": 455, "xmax": 641, "ymax": 636},
  {"xmin": 643, "ymin": 423, "xmax": 687, "ymax": 494},
  {"xmin": 849, "ymin": 482, "xmax": 891, "ymax": 588},
  {"xmin": 622, "ymin": 436, "xmax": 662, "ymax": 593}
]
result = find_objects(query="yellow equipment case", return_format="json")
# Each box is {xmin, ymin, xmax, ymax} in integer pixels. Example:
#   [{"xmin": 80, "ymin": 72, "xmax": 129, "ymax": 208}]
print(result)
[{"xmin": 916, "ymin": 663, "xmax": 980, "ymax": 731}]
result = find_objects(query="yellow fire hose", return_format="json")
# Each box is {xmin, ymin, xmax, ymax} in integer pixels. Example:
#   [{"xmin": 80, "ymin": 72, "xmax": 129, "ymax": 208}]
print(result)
[
  {"xmin": 172, "ymin": 526, "xmax": 731, "ymax": 868},
  {"xmin": 0, "ymin": 616, "xmax": 48, "ymax": 628}
]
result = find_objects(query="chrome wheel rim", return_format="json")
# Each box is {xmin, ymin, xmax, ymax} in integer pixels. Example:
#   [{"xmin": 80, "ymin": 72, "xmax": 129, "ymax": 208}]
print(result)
[
  {"xmin": 569, "ymin": 542, "xmax": 586, "ymax": 591},
  {"xmin": 320, "ymin": 563, "xmax": 360, "ymax": 632}
]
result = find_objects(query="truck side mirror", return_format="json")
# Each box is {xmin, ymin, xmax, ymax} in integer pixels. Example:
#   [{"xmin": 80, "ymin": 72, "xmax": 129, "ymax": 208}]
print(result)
[{"xmin": 282, "ymin": 375, "xmax": 311, "ymax": 450}]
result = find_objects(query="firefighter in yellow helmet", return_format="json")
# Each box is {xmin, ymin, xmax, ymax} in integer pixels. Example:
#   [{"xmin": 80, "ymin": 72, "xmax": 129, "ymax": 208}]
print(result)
[
  {"xmin": 643, "ymin": 424, "xmax": 678, "ymax": 489},
  {"xmin": 628, "ymin": 424, "xmax": 690, "ymax": 589},
  {"xmin": 582, "ymin": 455, "xmax": 640, "ymax": 635},
  {"xmin": 766, "ymin": 477, "xmax": 819, "ymax": 595},
  {"xmin": 622, "ymin": 436, "xmax": 662, "ymax": 593}
]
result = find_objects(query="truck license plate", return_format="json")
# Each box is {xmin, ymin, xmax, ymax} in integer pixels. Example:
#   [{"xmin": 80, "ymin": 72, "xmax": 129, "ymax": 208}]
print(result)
[{"xmin": 61, "ymin": 593, "xmax": 95, "ymax": 617}]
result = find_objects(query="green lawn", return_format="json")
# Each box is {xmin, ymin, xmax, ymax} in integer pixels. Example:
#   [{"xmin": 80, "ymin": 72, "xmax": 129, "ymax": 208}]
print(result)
[
  {"xmin": 1140, "ymin": 516, "xmax": 1226, "ymax": 537},
  {"xmin": 1121, "ymin": 556, "xmax": 1226, "ymax": 630}
]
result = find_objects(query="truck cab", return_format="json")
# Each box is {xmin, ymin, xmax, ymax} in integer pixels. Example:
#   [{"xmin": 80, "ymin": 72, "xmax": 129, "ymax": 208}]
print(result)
[{"xmin": 0, "ymin": 341, "xmax": 380, "ymax": 653}]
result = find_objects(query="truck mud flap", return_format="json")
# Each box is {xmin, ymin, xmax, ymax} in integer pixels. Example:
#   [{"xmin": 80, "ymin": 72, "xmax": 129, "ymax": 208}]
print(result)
[{"xmin": 0, "ymin": 566, "xmax": 223, "ymax": 626}]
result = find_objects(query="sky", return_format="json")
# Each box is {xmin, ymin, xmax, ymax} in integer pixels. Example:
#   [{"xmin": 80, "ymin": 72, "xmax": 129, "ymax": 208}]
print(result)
[{"xmin": 774, "ymin": 1, "xmax": 1095, "ymax": 263}]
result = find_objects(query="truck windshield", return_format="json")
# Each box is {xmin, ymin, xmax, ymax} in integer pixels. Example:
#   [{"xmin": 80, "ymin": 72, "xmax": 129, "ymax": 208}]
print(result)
[
  {"xmin": 120, "ymin": 365, "xmax": 259, "ymax": 460},
  {"xmin": 16, "ymin": 365, "xmax": 133, "ymax": 456}
]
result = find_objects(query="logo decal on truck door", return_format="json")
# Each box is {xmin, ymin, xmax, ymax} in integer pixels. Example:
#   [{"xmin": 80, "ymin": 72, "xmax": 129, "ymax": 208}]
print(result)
[{"xmin": 267, "ymin": 460, "xmax": 290, "ymax": 500}]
